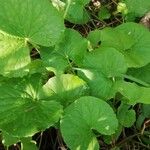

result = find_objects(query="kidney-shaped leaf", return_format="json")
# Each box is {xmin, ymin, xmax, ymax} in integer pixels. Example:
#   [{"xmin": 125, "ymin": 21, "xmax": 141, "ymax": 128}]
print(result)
[
  {"xmin": 0, "ymin": 74, "xmax": 63, "ymax": 137},
  {"xmin": 0, "ymin": 0, "xmax": 64, "ymax": 46},
  {"xmin": 60, "ymin": 96, "xmax": 118, "ymax": 150}
]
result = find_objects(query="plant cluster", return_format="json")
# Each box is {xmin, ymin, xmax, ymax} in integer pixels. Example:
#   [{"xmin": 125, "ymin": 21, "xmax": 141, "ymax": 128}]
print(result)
[{"xmin": 0, "ymin": 0, "xmax": 150, "ymax": 149}]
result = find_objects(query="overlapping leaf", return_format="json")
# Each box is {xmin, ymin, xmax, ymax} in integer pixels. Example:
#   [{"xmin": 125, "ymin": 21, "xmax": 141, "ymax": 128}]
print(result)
[
  {"xmin": 43, "ymin": 74, "xmax": 89, "ymax": 106},
  {"xmin": 88, "ymin": 23, "xmax": 150, "ymax": 68},
  {"xmin": 78, "ymin": 47, "xmax": 127, "ymax": 100},
  {"xmin": 0, "ymin": 74, "xmax": 63, "ymax": 137},
  {"xmin": 40, "ymin": 29, "xmax": 88, "ymax": 74},
  {"xmin": 0, "ymin": 0, "xmax": 64, "ymax": 76},
  {"xmin": 60, "ymin": 96, "xmax": 118, "ymax": 150}
]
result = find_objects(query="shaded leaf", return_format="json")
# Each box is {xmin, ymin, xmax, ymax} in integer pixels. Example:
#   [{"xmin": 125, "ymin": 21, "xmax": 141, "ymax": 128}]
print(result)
[
  {"xmin": 64, "ymin": 0, "xmax": 90, "ymax": 23},
  {"xmin": 43, "ymin": 74, "xmax": 89, "ymax": 106},
  {"xmin": 40, "ymin": 29, "xmax": 88, "ymax": 74},
  {"xmin": 117, "ymin": 103, "xmax": 136, "ymax": 127}
]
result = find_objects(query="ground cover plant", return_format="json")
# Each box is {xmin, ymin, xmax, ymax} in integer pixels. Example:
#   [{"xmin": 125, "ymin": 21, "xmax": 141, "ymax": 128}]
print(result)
[{"xmin": 0, "ymin": 0, "xmax": 150, "ymax": 149}]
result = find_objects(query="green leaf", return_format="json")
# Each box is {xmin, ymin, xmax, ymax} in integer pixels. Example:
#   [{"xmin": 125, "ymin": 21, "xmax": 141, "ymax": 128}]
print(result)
[
  {"xmin": 40, "ymin": 29, "xmax": 88, "ymax": 73},
  {"xmin": 142, "ymin": 104, "xmax": 150, "ymax": 118},
  {"xmin": 116, "ymin": 23, "xmax": 150, "ymax": 67},
  {"xmin": 103, "ymin": 124, "xmax": 122, "ymax": 144},
  {"xmin": 28, "ymin": 59, "xmax": 47, "ymax": 75},
  {"xmin": 123, "ymin": 0, "xmax": 150, "ymax": 20},
  {"xmin": 117, "ymin": 81, "xmax": 150, "ymax": 104},
  {"xmin": 43, "ymin": 74, "xmax": 89, "ymax": 106},
  {"xmin": 87, "ymin": 29, "xmax": 101, "ymax": 49},
  {"xmin": 40, "ymin": 46, "xmax": 69, "ymax": 74},
  {"xmin": 77, "ymin": 47, "xmax": 127, "ymax": 100},
  {"xmin": 2, "ymin": 131, "xmax": 19, "ymax": 146},
  {"xmin": 127, "ymin": 63, "xmax": 150, "ymax": 85},
  {"xmin": 77, "ymin": 68, "xmax": 121, "ymax": 100},
  {"xmin": 21, "ymin": 138, "xmax": 37, "ymax": 150},
  {"xmin": 0, "ymin": 31, "xmax": 30, "ymax": 77},
  {"xmin": 60, "ymin": 96, "xmax": 118, "ymax": 150},
  {"xmin": 98, "ymin": 7, "xmax": 111, "ymax": 20},
  {"xmin": 83, "ymin": 47, "xmax": 127, "ymax": 77},
  {"xmin": 88, "ymin": 23, "xmax": 150, "ymax": 67},
  {"xmin": 64, "ymin": 0, "xmax": 90, "ymax": 23},
  {"xmin": 0, "ymin": 0, "xmax": 64, "ymax": 46},
  {"xmin": 117, "ymin": 103, "xmax": 136, "ymax": 127},
  {"xmin": 0, "ymin": 0, "xmax": 64, "ymax": 76},
  {"xmin": 55, "ymin": 28, "xmax": 88, "ymax": 65},
  {"xmin": 0, "ymin": 74, "xmax": 63, "ymax": 137}
]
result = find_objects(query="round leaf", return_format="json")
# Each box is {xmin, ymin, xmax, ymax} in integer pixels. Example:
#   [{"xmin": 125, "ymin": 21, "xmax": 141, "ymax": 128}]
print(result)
[
  {"xmin": 88, "ymin": 23, "xmax": 150, "ymax": 67},
  {"xmin": 0, "ymin": 0, "xmax": 65, "ymax": 46},
  {"xmin": 60, "ymin": 96, "xmax": 118, "ymax": 150}
]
